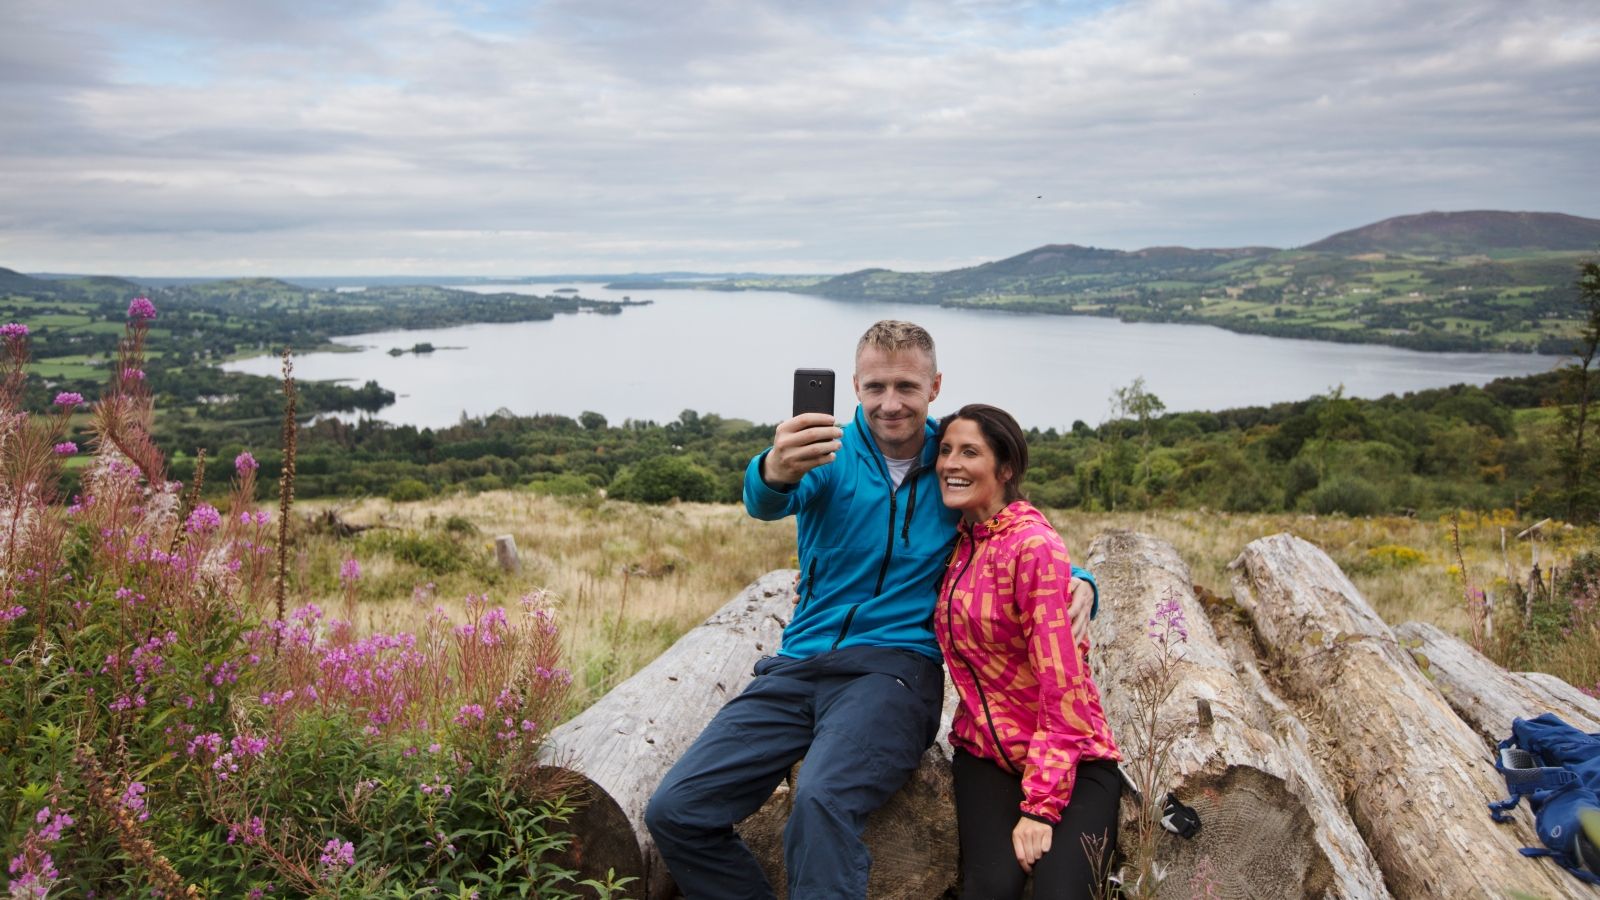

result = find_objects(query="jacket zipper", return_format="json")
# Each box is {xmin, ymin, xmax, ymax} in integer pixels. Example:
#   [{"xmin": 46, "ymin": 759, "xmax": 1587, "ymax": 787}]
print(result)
[
  {"xmin": 831, "ymin": 604, "xmax": 860, "ymax": 650},
  {"xmin": 841, "ymin": 445, "xmax": 910, "ymax": 649},
  {"xmin": 797, "ymin": 558, "xmax": 818, "ymax": 615},
  {"xmin": 839, "ymin": 420, "xmax": 928, "ymax": 650},
  {"xmin": 900, "ymin": 464, "xmax": 926, "ymax": 545},
  {"xmin": 944, "ymin": 528, "xmax": 1023, "ymax": 776},
  {"xmin": 871, "ymin": 480, "xmax": 898, "ymax": 596}
]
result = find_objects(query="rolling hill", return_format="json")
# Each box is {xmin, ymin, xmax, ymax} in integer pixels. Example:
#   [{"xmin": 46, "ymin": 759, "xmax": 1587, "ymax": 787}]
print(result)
[
  {"xmin": 1304, "ymin": 210, "xmax": 1600, "ymax": 256},
  {"xmin": 797, "ymin": 210, "xmax": 1598, "ymax": 353}
]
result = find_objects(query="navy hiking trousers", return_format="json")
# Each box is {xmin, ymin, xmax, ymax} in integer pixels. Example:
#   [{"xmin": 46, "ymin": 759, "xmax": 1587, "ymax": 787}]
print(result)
[{"xmin": 645, "ymin": 645, "xmax": 944, "ymax": 900}]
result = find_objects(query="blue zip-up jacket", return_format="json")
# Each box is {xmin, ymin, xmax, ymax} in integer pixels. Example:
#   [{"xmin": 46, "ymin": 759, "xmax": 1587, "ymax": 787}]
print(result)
[
  {"xmin": 745, "ymin": 406, "xmax": 955, "ymax": 660},
  {"xmin": 744, "ymin": 406, "xmax": 1103, "ymax": 661}
]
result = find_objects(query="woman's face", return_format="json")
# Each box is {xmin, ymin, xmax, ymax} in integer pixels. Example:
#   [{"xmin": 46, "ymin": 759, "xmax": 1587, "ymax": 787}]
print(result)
[{"xmin": 937, "ymin": 418, "xmax": 1012, "ymax": 523}]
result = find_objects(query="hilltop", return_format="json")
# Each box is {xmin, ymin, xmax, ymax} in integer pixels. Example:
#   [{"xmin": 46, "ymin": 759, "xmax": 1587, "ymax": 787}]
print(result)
[
  {"xmin": 797, "ymin": 210, "xmax": 1599, "ymax": 353},
  {"xmin": 1305, "ymin": 210, "xmax": 1600, "ymax": 256}
]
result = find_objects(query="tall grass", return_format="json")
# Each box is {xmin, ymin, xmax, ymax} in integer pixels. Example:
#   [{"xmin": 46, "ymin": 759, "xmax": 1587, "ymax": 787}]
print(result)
[{"xmin": 293, "ymin": 497, "xmax": 1597, "ymax": 714}]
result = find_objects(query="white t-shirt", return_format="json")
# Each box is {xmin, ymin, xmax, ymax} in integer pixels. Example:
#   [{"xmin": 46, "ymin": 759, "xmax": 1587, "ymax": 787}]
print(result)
[{"xmin": 884, "ymin": 455, "xmax": 916, "ymax": 490}]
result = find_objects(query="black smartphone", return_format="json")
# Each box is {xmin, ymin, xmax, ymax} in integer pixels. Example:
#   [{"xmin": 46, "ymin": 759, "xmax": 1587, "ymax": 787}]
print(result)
[{"xmin": 792, "ymin": 368, "xmax": 835, "ymax": 418}]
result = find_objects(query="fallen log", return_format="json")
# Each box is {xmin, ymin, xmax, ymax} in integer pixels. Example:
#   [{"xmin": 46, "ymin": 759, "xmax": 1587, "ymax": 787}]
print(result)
[
  {"xmin": 1230, "ymin": 533, "xmax": 1592, "ymax": 899},
  {"xmin": 736, "ymin": 741, "xmax": 958, "ymax": 900},
  {"xmin": 541, "ymin": 570, "xmax": 796, "ymax": 898},
  {"xmin": 1395, "ymin": 620, "xmax": 1600, "ymax": 741},
  {"xmin": 1084, "ymin": 530, "xmax": 1388, "ymax": 898}
]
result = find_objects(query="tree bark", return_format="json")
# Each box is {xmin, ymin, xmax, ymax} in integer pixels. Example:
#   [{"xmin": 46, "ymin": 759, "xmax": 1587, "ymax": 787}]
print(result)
[
  {"xmin": 1394, "ymin": 620, "xmax": 1600, "ymax": 741},
  {"xmin": 1230, "ymin": 533, "xmax": 1593, "ymax": 899},
  {"xmin": 540, "ymin": 570, "xmax": 796, "ymax": 898},
  {"xmin": 1084, "ymin": 529, "xmax": 1389, "ymax": 899}
]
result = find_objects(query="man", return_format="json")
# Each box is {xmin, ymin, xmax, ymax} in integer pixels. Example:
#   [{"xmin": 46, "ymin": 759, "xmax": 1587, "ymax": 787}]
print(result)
[{"xmin": 645, "ymin": 320, "xmax": 1094, "ymax": 899}]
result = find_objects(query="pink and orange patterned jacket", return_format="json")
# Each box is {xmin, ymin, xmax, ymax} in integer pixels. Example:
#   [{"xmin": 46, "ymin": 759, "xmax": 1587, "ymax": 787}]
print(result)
[{"xmin": 936, "ymin": 499, "xmax": 1120, "ymax": 823}]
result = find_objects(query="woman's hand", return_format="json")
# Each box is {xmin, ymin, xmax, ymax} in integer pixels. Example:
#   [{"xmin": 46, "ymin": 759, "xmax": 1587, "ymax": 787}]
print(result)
[
  {"xmin": 1012, "ymin": 816, "xmax": 1053, "ymax": 873},
  {"xmin": 1067, "ymin": 577, "xmax": 1093, "ymax": 639}
]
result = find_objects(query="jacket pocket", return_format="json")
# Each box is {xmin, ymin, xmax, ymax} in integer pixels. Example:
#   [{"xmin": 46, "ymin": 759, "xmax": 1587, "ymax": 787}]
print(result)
[{"xmin": 796, "ymin": 558, "xmax": 819, "ymax": 615}]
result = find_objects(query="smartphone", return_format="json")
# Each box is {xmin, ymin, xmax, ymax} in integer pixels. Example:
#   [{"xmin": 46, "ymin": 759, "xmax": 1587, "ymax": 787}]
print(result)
[{"xmin": 792, "ymin": 368, "xmax": 836, "ymax": 418}]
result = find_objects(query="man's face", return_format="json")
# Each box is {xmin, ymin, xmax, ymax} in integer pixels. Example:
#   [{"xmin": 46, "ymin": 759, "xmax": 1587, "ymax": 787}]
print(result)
[{"xmin": 853, "ymin": 346, "xmax": 941, "ymax": 458}]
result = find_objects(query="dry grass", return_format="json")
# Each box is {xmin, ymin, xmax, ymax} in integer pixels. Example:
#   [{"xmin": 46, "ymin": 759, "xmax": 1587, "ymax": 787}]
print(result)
[
  {"xmin": 293, "ymin": 492, "xmax": 1597, "ymax": 715},
  {"xmin": 1055, "ymin": 508, "xmax": 1594, "ymax": 634},
  {"xmin": 296, "ymin": 490, "xmax": 794, "ymax": 710}
]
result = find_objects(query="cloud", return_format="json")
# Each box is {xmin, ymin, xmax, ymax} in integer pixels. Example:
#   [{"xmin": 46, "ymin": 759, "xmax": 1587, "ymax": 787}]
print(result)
[{"xmin": 1, "ymin": 0, "xmax": 1597, "ymax": 275}]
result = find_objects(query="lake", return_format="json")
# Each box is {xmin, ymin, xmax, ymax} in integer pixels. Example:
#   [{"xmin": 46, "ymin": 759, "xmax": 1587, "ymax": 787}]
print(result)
[{"xmin": 222, "ymin": 283, "xmax": 1564, "ymax": 430}]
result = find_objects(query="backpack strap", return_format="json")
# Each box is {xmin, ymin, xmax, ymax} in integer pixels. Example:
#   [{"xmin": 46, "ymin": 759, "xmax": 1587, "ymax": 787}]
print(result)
[{"xmin": 1491, "ymin": 745, "xmax": 1579, "ymax": 822}]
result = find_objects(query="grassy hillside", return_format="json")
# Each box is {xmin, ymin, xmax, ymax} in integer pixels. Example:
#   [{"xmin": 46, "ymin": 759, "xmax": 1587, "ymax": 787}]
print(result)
[{"xmin": 1306, "ymin": 210, "xmax": 1600, "ymax": 255}]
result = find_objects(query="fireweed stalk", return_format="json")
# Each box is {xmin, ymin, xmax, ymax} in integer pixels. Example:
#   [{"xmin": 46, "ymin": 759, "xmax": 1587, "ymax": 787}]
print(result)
[
  {"xmin": 0, "ymin": 324, "xmax": 78, "ymax": 601},
  {"xmin": 0, "ymin": 302, "xmax": 597, "ymax": 897},
  {"xmin": 1117, "ymin": 588, "xmax": 1192, "ymax": 897},
  {"xmin": 275, "ymin": 348, "xmax": 296, "ymax": 632}
]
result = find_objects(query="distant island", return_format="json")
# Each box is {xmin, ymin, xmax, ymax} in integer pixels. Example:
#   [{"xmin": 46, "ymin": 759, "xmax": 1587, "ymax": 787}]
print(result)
[{"xmin": 388, "ymin": 342, "xmax": 438, "ymax": 356}]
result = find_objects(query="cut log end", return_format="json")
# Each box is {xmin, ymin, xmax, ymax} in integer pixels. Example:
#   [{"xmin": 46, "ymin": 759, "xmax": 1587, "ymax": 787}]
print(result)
[
  {"xmin": 1129, "ymin": 766, "xmax": 1336, "ymax": 900},
  {"xmin": 542, "ymin": 769, "xmax": 644, "ymax": 889}
]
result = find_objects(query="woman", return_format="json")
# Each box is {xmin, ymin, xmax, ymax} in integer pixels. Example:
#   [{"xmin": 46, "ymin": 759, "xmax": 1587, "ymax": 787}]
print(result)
[{"xmin": 934, "ymin": 403, "xmax": 1121, "ymax": 899}]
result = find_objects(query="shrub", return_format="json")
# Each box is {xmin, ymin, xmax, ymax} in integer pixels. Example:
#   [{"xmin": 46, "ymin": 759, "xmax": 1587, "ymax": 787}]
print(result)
[
  {"xmin": 387, "ymin": 477, "xmax": 432, "ymax": 502},
  {"xmin": 1308, "ymin": 475, "xmax": 1385, "ymax": 516},
  {"xmin": 362, "ymin": 529, "xmax": 478, "ymax": 576},
  {"xmin": 529, "ymin": 473, "xmax": 599, "ymax": 498},
  {"xmin": 1366, "ymin": 544, "xmax": 1428, "ymax": 568},
  {"xmin": 609, "ymin": 454, "xmax": 720, "ymax": 503}
]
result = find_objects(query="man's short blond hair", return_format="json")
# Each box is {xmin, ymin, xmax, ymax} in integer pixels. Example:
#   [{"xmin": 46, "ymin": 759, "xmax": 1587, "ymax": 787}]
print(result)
[{"xmin": 855, "ymin": 320, "xmax": 937, "ymax": 373}]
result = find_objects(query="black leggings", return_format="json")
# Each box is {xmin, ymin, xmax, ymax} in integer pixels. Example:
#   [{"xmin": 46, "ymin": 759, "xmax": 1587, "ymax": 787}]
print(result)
[{"xmin": 952, "ymin": 749, "xmax": 1121, "ymax": 900}]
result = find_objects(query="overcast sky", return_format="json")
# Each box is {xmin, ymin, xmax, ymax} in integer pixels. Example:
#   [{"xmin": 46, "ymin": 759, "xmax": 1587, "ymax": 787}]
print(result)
[{"xmin": 2, "ymin": 0, "xmax": 1597, "ymax": 277}]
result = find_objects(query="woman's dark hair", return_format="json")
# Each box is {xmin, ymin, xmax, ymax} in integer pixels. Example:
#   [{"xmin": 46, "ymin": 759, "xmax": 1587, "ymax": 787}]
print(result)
[{"xmin": 935, "ymin": 403, "xmax": 1028, "ymax": 503}]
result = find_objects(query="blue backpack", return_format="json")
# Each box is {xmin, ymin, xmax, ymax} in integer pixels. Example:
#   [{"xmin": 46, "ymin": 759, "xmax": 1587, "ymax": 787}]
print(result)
[{"xmin": 1488, "ymin": 713, "xmax": 1600, "ymax": 886}]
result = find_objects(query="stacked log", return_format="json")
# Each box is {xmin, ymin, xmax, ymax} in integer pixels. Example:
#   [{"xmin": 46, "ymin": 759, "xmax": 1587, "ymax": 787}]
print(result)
[
  {"xmin": 1230, "ymin": 533, "xmax": 1593, "ymax": 899},
  {"xmin": 545, "ymin": 534, "xmax": 1600, "ymax": 898},
  {"xmin": 540, "ymin": 570, "xmax": 796, "ymax": 897},
  {"xmin": 1394, "ymin": 620, "xmax": 1600, "ymax": 740},
  {"xmin": 1084, "ymin": 530, "xmax": 1388, "ymax": 898}
]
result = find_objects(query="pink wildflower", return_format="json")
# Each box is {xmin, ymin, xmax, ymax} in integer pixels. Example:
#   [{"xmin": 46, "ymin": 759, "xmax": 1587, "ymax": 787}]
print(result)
[
  {"xmin": 53, "ymin": 392, "xmax": 84, "ymax": 408},
  {"xmin": 120, "ymin": 782, "xmax": 149, "ymax": 822},
  {"xmin": 339, "ymin": 558, "xmax": 362, "ymax": 586},
  {"xmin": 127, "ymin": 296, "xmax": 157, "ymax": 320},
  {"xmin": 0, "ymin": 322, "xmax": 28, "ymax": 339},
  {"xmin": 186, "ymin": 503, "xmax": 222, "ymax": 533},
  {"xmin": 53, "ymin": 442, "xmax": 78, "ymax": 455},
  {"xmin": 227, "ymin": 816, "xmax": 265, "ymax": 846},
  {"xmin": 1147, "ymin": 594, "xmax": 1190, "ymax": 648},
  {"xmin": 318, "ymin": 838, "xmax": 356, "ymax": 870},
  {"xmin": 235, "ymin": 451, "xmax": 258, "ymax": 473},
  {"xmin": 121, "ymin": 367, "xmax": 146, "ymax": 381}
]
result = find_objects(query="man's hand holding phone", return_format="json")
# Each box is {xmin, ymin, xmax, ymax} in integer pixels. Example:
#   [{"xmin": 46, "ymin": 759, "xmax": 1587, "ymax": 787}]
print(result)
[{"xmin": 763, "ymin": 414, "xmax": 842, "ymax": 487}]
